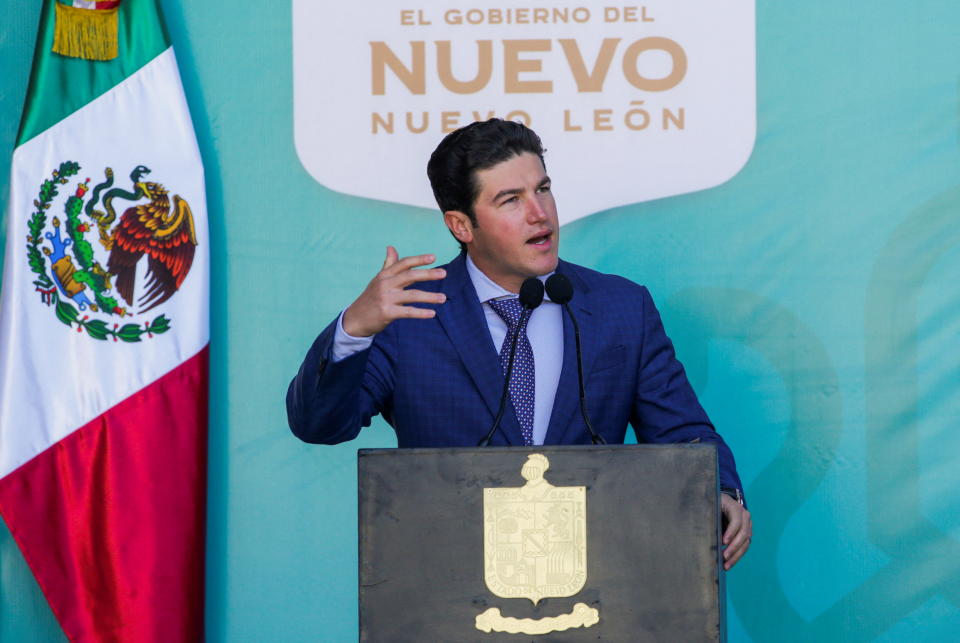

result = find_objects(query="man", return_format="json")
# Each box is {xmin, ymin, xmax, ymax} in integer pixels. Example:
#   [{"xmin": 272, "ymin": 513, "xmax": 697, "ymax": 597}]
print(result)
[{"xmin": 287, "ymin": 119, "xmax": 751, "ymax": 569}]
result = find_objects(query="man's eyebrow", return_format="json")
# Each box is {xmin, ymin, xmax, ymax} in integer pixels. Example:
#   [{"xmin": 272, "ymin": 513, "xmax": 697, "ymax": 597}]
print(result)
[
  {"xmin": 491, "ymin": 187, "xmax": 523, "ymax": 203},
  {"xmin": 491, "ymin": 176, "xmax": 551, "ymax": 203}
]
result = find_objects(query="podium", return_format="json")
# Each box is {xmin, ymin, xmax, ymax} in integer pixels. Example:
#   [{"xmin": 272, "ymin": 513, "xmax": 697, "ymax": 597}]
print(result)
[{"xmin": 358, "ymin": 445, "xmax": 724, "ymax": 642}]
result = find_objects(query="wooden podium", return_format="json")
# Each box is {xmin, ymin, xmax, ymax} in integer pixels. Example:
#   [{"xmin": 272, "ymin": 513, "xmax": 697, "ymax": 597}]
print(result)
[{"xmin": 358, "ymin": 445, "xmax": 725, "ymax": 642}]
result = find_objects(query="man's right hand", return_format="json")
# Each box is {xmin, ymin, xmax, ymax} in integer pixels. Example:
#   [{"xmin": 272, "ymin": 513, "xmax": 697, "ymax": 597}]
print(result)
[{"xmin": 341, "ymin": 246, "xmax": 448, "ymax": 337}]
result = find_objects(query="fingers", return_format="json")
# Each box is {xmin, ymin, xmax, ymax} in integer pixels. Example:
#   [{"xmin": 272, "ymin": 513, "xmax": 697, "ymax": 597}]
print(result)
[
  {"xmin": 344, "ymin": 249, "xmax": 447, "ymax": 337},
  {"xmin": 721, "ymin": 498, "xmax": 752, "ymax": 570},
  {"xmin": 378, "ymin": 249, "xmax": 446, "ymax": 288},
  {"xmin": 382, "ymin": 245, "xmax": 399, "ymax": 270},
  {"xmin": 394, "ymin": 288, "xmax": 447, "ymax": 306},
  {"xmin": 393, "ymin": 267, "xmax": 447, "ymax": 288},
  {"xmin": 381, "ymin": 252, "xmax": 437, "ymax": 278},
  {"xmin": 724, "ymin": 533, "xmax": 750, "ymax": 570},
  {"xmin": 389, "ymin": 304, "xmax": 439, "ymax": 320},
  {"xmin": 721, "ymin": 499, "xmax": 741, "ymax": 546}
]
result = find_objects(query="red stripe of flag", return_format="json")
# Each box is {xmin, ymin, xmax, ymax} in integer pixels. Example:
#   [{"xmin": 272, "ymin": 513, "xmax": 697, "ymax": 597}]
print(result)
[{"xmin": 0, "ymin": 347, "xmax": 208, "ymax": 642}]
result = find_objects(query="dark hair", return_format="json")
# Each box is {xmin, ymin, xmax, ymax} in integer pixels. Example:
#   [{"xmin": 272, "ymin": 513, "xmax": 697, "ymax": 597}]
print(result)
[{"xmin": 427, "ymin": 119, "xmax": 546, "ymax": 251}]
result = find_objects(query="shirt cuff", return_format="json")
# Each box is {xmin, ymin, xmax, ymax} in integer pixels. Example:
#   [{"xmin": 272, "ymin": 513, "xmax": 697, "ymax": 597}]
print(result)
[{"xmin": 331, "ymin": 310, "xmax": 375, "ymax": 362}]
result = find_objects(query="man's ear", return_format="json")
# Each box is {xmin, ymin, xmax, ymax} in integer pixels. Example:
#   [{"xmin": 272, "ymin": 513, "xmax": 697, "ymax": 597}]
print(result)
[{"xmin": 443, "ymin": 210, "xmax": 474, "ymax": 245}]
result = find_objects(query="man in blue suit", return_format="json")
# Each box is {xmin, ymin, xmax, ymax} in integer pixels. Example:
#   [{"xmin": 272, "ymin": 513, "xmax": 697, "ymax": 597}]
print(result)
[{"xmin": 287, "ymin": 119, "xmax": 752, "ymax": 569}]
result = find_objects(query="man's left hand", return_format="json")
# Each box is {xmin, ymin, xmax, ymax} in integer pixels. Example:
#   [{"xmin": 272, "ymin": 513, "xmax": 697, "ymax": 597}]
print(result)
[{"xmin": 720, "ymin": 494, "xmax": 752, "ymax": 571}]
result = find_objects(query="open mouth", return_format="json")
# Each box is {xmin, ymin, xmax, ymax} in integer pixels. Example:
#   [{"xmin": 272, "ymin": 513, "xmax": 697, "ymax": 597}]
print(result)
[{"xmin": 527, "ymin": 232, "xmax": 552, "ymax": 246}]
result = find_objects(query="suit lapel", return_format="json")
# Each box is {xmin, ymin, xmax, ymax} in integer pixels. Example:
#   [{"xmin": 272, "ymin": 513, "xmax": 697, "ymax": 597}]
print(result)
[
  {"xmin": 436, "ymin": 255, "xmax": 521, "ymax": 446},
  {"xmin": 544, "ymin": 263, "xmax": 601, "ymax": 445}
]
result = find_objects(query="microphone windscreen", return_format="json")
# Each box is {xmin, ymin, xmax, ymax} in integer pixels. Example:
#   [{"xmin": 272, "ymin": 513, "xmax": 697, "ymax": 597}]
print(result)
[
  {"xmin": 519, "ymin": 277, "xmax": 545, "ymax": 309},
  {"xmin": 545, "ymin": 273, "xmax": 573, "ymax": 304}
]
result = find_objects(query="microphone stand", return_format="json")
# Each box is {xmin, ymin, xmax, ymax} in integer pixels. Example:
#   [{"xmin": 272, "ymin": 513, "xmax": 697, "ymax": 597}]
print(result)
[
  {"xmin": 545, "ymin": 273, "xmax": 606, "ymax": 445},
  {"xmin": 477, "ymin": 308, "xmax": 530, "ymax": 447},
  {"xmin": 562, "ymin": 301, "xmax": 605, "ymax": 445}
]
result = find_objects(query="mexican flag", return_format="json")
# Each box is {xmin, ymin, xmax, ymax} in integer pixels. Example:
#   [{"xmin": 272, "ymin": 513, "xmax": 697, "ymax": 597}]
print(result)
[{"xmin": 0, "ymin": 1, "xmax": 208, "ymax": 640}]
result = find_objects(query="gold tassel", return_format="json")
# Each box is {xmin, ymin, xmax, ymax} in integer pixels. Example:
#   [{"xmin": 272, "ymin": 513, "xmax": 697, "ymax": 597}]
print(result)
[{"xmin": 52, "ymin": 3, "xmax": 119, "ymax": 61}]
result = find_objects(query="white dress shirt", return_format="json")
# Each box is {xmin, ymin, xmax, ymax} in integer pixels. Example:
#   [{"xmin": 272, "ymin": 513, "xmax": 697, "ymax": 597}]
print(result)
[{"xmin": 332, "ymin": 255, "xmax": 564, "ymax": 444}]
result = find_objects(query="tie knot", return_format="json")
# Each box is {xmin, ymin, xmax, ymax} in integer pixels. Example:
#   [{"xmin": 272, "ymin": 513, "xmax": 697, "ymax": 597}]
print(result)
[{"xmin": 487, "ymin": 297, "xmax": 529, "ymax": 331}]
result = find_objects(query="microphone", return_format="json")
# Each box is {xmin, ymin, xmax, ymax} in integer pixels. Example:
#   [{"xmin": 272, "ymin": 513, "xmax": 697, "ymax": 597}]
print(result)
[
  {"xmin": 478, "ymin": 277, "xmax": 544, "ymax": 447},
  {"xmin": 545, "ymin": 274, "xmax": 606, "ymax": 445},
  {"xmin": 518, "ymin": 276, "xmax": 546, "ymax": 309},
  {"xmin": 543, "ymin": 272, "xmax": 573, "ymax": 305}
]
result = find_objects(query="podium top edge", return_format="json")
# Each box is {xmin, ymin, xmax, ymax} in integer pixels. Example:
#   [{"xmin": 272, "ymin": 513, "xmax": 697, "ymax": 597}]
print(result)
[{"xmin": 357, "ymin": 443, "xmax": 718, "ymax": 457}]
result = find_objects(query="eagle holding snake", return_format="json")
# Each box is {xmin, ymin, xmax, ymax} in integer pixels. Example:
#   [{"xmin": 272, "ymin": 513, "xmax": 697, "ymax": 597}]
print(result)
[{"xmin": 86, "ymin": 165, "xmax": 197, "ymax": 314}]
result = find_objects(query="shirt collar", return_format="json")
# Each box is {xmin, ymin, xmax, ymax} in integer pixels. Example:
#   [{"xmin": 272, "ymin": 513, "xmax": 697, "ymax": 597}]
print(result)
[{"xmin": 465, "ymin": 254, "xmax": 555, "ymax": 303}]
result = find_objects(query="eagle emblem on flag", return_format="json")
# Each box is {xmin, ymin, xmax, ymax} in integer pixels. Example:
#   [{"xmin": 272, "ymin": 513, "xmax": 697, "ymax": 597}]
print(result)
[{"xmin": 25, "ymin": 161, "xmax": 197, "ymax": 341}]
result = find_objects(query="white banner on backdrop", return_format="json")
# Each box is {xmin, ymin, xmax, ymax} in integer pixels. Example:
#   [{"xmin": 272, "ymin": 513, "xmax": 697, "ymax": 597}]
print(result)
[{"xmin": 293, "ymin": 1, "xmax": 755, "ymax": 225}]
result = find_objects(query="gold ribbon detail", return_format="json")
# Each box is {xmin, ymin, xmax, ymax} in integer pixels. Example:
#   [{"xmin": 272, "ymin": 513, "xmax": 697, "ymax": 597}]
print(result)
[{"xmin": 475, "ymin": 602, "xmax": 600, "ymax": 635}]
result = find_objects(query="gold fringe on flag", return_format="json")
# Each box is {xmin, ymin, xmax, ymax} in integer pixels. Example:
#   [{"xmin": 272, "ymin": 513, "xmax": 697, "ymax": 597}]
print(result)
[{"xmin": 52, "ymin": 3, "xmax": 120, "ymax": 61}]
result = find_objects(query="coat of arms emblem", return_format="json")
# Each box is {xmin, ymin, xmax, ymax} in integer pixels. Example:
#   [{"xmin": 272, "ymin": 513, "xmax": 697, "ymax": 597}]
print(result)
[
  {"xmin": 25, "ymin": 161, "xmax": 197, "ymax": 341},
  {"xmin": 476, "ymin": 453, "xmax": 600, "ymax": 635}
]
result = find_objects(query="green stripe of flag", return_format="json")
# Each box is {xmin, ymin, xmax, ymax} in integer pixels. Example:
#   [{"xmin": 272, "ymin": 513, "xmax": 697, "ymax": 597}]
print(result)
[{"xmin": 16, "ymin": 0, "xmax": 170, "ymax": 147}]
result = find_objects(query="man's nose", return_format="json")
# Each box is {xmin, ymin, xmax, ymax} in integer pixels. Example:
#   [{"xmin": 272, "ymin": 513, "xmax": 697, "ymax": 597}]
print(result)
[{"xmin": 525, "ymin": 196, "xmax": 548, "ymax": 222}]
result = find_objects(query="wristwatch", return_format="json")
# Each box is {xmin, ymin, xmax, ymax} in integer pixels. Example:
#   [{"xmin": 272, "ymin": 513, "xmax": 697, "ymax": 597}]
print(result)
[{"xmin": 720, "ymin": 487, "xmax": 744, "ymax": 505}]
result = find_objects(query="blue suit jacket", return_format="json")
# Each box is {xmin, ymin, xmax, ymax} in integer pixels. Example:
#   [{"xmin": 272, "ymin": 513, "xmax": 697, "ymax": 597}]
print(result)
[{"xmin": 287, "ymin": 253, "xmax": 743, "ymax": 491}]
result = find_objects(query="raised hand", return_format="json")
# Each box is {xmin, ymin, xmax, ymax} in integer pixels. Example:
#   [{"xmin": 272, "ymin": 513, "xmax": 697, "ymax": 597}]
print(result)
[{"xmin": 341, "ymin": 246, "xmax": 448, "ymax": 338}]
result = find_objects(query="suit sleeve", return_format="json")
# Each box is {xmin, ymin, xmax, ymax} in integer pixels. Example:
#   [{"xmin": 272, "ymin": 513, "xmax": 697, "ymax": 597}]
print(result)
[
  {"xmin": 630, "ymin": 286, "xmax": 744, "ymax": 494},
  {"xmin": 286, "ymin": 315, "xmax": 396, "ymax": 444}
]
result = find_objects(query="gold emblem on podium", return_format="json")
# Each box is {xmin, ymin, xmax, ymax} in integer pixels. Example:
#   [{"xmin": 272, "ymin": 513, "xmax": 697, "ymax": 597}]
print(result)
[{"xmin": 476, "ymin": 454, "xmax": 599, "ymax": 635}]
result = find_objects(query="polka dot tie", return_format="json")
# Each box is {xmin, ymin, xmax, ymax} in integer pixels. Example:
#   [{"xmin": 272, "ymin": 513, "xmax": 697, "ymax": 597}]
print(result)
[{"xmin": 487, "ymin": 298, "xmax": 535, "ymax": 446}]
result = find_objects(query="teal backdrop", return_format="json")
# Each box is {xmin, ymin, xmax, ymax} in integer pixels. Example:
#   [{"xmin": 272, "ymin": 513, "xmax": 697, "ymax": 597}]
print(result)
[{"xmin": 2, "ymin": 1, "xmax": 959, "ymax": 640}]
